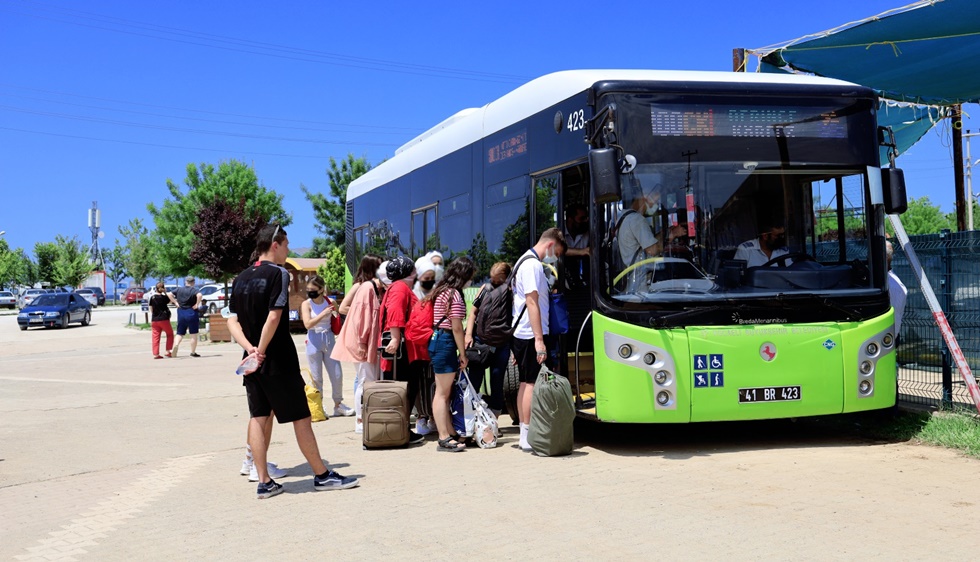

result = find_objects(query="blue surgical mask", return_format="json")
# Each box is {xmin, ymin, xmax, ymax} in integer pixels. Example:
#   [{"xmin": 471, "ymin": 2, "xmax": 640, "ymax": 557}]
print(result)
[{"xmin": 543, "ymin": 249, "xmax": 558, "ymax": 265}]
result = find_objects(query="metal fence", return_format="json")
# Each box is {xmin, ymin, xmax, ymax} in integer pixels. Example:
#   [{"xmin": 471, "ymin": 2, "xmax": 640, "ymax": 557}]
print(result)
[{"xmin": 892, "ymin": 229, "xmax": 980, "ymax": 409}]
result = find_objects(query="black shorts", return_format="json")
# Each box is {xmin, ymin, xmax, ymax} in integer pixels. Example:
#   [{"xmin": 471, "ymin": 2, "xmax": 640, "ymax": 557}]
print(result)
[
  {"xmin": 512, "ymin": 337, "xmax": 544, "ymax": 384},
  {"xmin": 243, "ymin": 367, "xmax": 311, "ymax": 423}
]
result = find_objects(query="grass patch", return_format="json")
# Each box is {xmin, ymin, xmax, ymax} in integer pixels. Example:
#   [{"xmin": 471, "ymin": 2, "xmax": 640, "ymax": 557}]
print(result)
[
  {"xmin": 807, "ymin": 408, "xmax": 980, "ymax": 459},
  {"xmin": 916, "ymin": 410, "xmax": 980, "ymax": 458}
]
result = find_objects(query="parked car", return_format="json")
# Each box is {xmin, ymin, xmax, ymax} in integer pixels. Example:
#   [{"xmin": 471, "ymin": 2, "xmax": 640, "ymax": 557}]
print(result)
[
  {"xmin": 19, "ymin": 288, "xmax": 47, "ymax": 308},
  {"xmin": 123, "ymin": 287, "xmax": 146, "ymax": 304},
  {"xmin": 76, "ymin": 289, "xmax": 99, "ymax": 307},
  {"xmin": 0, "ymin": 291, "xmax": 16, "ymax": 309},
  {"xmin": 202, "ymin": 286, "xmax": 230, "ymax": 315},
  {"xmin": 17, "ymin": 292, "xmax": 92, "ymax": 330},
  {"xmin": 82, "ymin": 286, "xmax": 106, "ymax": 306}
]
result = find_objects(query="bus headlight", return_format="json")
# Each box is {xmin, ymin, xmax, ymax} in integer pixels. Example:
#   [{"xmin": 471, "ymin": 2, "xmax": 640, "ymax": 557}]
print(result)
[
  {"xmin": 860, "ymin": 360, "xmax": 874, "ymax": 375},
  {"xmin": 643, "ymin": 352, "xmax": 656, "ymax": 365},
  {"xmin": 858, "ymin": 380, "xmax": 873, "ymax": 395},
  {"xmin": 882, "ymin": 333, "xmax": 894, "ymax": 348},
  {"xmin": 654, "ymin": 370, "xmax": 669, "ymax": 385},
  {"xmin": 866, "ymin": 342, "xmax": 879, "ymax": 356},
  {"xmin": 656, "ymin": 391, "xmax": 671, "ymax": 406},
  {"xmin": 618, "ymin": 344, "xmax": 632, "ymax": 359}
]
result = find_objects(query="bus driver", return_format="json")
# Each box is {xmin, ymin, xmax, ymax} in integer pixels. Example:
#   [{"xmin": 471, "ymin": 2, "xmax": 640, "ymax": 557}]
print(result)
[{"xmin": 734, "ymin": 218, "xmax": 791, "ymax": 268}]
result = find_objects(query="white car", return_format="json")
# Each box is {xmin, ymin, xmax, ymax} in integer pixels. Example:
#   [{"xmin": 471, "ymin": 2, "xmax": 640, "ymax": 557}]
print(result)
[
  {"xmin": 201, "ymin": 287, "xmax": 230, "ymax": 315},
  {"xmin": 0, "ymin": 291, "xmax": 16, "ymax": 309},
  {"xmin": 19, "ymin": 288, "xmax": 47, "ymax": 308},
  {"xmin": 76, "ymin": 289, "xmax": 99, "ymax": 307}
]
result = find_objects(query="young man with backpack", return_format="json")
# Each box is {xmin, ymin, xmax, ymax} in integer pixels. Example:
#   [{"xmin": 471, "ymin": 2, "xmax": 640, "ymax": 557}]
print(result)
[{"xmin": 512, "ymin": 228, "xmax": 566, "ymax": 451}]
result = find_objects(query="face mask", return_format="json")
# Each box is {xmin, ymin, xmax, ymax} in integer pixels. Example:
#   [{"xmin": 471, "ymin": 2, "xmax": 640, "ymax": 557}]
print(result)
[
  {"xmin": 433, "ymin": 265, "xmax": 445, "ymax": 281},
  {"xmin": 543, "ymin": 248, "xmax": 558, "ymax": 265},
  {"xmin": 420, "ymin": 279, "xmax": 435, "ymax": 290},
  {"xmin": 307, "ymin": 290, "xmax": 320, "ymax": 299},
  {"xmin": 643, "ymin": 201, "xmax": 660, "ymax": 217}
]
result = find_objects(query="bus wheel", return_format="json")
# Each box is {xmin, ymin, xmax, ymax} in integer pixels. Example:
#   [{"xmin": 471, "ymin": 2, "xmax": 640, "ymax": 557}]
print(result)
[{"xmin": 503, "ymin": 363, "xmax": 520, "ymax": 426}]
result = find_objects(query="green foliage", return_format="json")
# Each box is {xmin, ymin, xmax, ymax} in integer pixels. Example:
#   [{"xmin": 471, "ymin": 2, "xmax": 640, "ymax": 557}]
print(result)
[
  {"xmin": 105, "ymin": 242, "xmax": 128, "ymax": 300},
  {"xmin": 302, "ymin": 154, "xmax": 371, "ymax": 253},
  {"xmin": 887, "ymin": 196, "xmax": 953, "ymax": 236},
  {"xmin": 0, "ymin": 240, "xmax": 23, "ymax": 290},
  {"xmin": 14, "ymin": 249, "xmax": 38, "ymax": 286},
  {"xmin": 148, "ymin": 160, "xmax": 290, "ymax": 277},
  {"xmin": 119, "ymin": 219, "xmax": 156, "ymax": 286},
  {"xmin": 316, "ymin": 246, "xmax": 346, "ymax": 295},
  {"xmin": 34, "ymin": 242, "xmax": 58, "ymax": 285},
  {"xmin": 51, "ymin": 235, "xmax": 94, "ymax": 289}
]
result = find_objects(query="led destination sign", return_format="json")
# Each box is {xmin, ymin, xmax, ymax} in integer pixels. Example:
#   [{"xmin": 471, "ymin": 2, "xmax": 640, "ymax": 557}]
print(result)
[{"xmin": 650, "ymin": 104, "xmax": 847, "ymax": 139}]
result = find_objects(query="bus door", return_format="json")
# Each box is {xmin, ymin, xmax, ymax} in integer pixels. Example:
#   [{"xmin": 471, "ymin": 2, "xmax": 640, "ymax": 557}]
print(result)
[{"xmin": 533, "ymin": 163, "xmax": 594, "ymax": 400}]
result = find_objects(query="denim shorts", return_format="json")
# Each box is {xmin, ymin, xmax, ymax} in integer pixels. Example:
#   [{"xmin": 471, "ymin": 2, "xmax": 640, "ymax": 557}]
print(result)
[{"xmin": 428, "ymin": 330, "xmax": 459, "ymax": 374}]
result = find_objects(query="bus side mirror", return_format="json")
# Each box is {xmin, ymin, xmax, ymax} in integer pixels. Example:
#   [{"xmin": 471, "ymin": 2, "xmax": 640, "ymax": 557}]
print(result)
[
  {"xmin": 882, "ymin": 168, "xmax": 907, "ymax": 214},
  {"xmin": 589, "ymin": 148, "xmax": 621, "ymax": 203}
]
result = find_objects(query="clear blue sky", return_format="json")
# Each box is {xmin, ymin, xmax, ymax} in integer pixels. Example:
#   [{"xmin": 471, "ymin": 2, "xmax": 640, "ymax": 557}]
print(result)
[{"xmin": 1, "ymin": 0, "xmax": 975, "ymax": 257}]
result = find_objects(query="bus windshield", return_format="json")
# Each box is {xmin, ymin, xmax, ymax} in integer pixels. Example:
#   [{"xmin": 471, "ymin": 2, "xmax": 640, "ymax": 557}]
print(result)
[{"xmin": 597, "ymin": 93, "xmax": 882, "ymax": 308}]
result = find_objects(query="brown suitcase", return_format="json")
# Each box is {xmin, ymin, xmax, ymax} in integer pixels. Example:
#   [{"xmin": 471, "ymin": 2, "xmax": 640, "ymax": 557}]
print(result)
[{"xmin": 362, "ymin": 379, "xmax": 410, "ymax": 449}]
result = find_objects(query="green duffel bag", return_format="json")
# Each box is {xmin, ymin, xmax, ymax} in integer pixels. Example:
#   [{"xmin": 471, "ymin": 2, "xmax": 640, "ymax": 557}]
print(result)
[{"xmin": 527, "ymin": 365, "xmax": 575, "ymax": 456}]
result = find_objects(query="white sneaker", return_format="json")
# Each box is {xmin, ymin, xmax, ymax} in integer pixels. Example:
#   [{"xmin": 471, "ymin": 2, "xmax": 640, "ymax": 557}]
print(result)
[
  {"xmin": 248, "ymin": 462, "xmax": 287, "ymax": 482},
  {"xmin": 354, "ymin": 420, "xmax": 363, "ymax": 434},
  {"xmin": 333, "ymin": 403, "xmax": 355, "ymax": 417},
  {"xmin": 240, "ymin": 459, "xmax": 251, "ymax": 476},
  {"xmin": 415, "ymin": 418, "xmax": 433, "ymax": 436}
]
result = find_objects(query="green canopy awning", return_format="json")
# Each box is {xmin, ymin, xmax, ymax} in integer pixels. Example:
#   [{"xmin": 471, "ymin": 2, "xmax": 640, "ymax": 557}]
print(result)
[{"xmin": 757, "ymin": 0, "xmax": 980, "ymax": 105}]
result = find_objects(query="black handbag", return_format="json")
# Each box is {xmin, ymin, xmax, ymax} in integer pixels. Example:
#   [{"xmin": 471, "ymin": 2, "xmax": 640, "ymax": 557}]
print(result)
[{"xmin": 465, "ymin": 342, "xmax": 494, "ymax": 365}]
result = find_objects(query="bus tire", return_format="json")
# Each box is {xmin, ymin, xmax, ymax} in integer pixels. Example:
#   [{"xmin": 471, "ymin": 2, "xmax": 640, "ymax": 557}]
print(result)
[{"xmin": 504, "ymin": 362, "xmax": 520, "ymax": 426}]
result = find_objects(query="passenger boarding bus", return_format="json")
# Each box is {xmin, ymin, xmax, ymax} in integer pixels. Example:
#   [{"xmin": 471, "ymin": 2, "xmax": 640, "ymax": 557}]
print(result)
[{"xmin": 345, "ymin": 70, "xmax": 908, "ymax": 423}]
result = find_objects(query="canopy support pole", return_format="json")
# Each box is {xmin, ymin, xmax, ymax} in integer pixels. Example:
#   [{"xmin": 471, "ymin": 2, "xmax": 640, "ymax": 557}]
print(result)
[{"xmin": 952, "ymin": 105, "xmax": 966, "ymax": 231}]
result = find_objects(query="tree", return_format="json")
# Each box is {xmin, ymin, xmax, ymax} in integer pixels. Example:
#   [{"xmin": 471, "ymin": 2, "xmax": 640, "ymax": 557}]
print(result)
[
  {"xmin": 302, "ymin": 154, "xmax": 372, "ymax": 255},
  {"xmin": 15, "ymin": 249, "xmax": 38, "ymax": 287},
  {"xmin": 51, "ymin": 235, "xmax": 93, "ymax": 289},
  {"xmin": 316, "ymin": 246, "xmax": 346, "ymax": 295},
  {"xmin": 887, "ymin": 196, "xmax": 953, "ymax": 236},
  {"xmin": 149, "ymin": 160, "xmax": 290, "ymax": 277},
  {"xmin": 189, "ymin": 197, "xmax": 264, "ymax": 283},
  {"xmin": 34, "ymin": 242, "xmax": 58, "ymax": 285},
  {"xmin": 0, "ymin": 239, "xmax": 22, "ymax": 290},
  {"xmin": 105, "ymin": 242, "xmax": 128, "ymax": 301},
  {"xmin": 119, "ymin": 219, "xmax": 155, "ymax": 287}
]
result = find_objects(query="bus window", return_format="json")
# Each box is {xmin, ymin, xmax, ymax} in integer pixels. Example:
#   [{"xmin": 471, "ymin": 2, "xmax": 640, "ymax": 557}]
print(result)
[
  {"xmin": 411, "ymin": 204, "xmax": 438, "ymax": 258},
  {"xmin": 533, "ymin": 174, "xmax": 559, "ymax": 240}
]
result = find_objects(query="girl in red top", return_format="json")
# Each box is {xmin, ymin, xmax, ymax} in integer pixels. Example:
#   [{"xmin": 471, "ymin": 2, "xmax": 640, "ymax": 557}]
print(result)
[{"xmin": 425, "ymin": 256, "xmax": 477, "ymax": 452}]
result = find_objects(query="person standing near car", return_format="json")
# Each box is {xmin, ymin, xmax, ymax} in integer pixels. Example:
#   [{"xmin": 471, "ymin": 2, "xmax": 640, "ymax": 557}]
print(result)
[
  {"xmin": 172, "ymin": 276, "xmax": 203, "ymax": 358},
  {"xmin": 149, "ymin": 282, "xmax": 176, "ymax": 359}
]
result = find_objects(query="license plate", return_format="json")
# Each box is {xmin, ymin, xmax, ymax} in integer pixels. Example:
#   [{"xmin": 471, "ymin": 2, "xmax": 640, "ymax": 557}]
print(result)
[
  {"xmin": 288, "ymin": 310, "xmax": 299, "ymax": 321},
  {"xmin": 29, "ymin": 317, "xmax": 42, "ymax": 324},
  {"xmin": 739, "ymin": 386, "xmax": 801, "ymax": 403}
]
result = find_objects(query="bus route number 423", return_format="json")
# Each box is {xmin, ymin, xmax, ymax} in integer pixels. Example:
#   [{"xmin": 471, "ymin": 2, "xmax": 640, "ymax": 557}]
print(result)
[
  {"xmin": 567, "ymin": 109, "xmax": 585, "ymax": 132},
  {"xmin": 738, "ymin": 386, "xmax": 801, "ymax": 403}
]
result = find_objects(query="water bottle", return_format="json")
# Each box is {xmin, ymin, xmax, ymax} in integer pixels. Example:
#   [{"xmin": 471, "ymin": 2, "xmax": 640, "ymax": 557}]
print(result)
[{"xmin": 236, "ymin": 353, "xmax": 259, "ymax": 376}]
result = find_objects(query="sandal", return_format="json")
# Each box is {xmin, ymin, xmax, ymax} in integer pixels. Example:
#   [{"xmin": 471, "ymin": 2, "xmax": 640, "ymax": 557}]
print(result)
[{"xmin": 437, "ymin": 437, "xmax": 465, "ymax": 452}]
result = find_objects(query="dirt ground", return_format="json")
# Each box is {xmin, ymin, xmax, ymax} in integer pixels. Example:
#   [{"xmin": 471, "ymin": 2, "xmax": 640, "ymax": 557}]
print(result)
[{"xmin": 0, "ymin": 307, "xmax": 977, "ymax": 561}]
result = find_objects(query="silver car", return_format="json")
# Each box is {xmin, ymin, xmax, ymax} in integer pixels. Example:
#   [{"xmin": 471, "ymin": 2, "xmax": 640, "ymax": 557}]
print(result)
[
  {"xmin": 76, "ymin": 289, "xmax": 99, "ymax": 308},
  {"xmin": 0, "ymin": 291, "xmax": 15, "ymax": 309},
  {"xmin": 19, "ymin": 288, "xmax": 47, "ymax": 308}
]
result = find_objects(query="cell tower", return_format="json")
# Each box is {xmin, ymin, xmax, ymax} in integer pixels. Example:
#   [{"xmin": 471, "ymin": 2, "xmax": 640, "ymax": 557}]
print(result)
[{"xmin": 87, "ymin": 201, "xmax": 106, "ymax": 270}]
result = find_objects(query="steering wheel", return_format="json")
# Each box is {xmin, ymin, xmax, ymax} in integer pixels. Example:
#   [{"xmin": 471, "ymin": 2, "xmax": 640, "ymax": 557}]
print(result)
[{"xmin": 759, "ymin": 252, "xmax": 813, "ymax": 268}]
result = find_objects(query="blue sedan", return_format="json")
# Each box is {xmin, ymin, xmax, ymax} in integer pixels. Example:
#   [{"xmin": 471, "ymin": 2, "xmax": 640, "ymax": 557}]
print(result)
[{"xmin": 17, "ymin": 292, "xmax": 92, "ymax": 330}]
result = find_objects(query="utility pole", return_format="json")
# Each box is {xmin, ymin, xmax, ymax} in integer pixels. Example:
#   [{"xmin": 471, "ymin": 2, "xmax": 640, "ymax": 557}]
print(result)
[
  {"xmin": 966, "ymin": 130, "xmax": 980, "ymax": 231},
  {"xmin": 952, "ymin": 105, "xmax": 966, "ymax": 231}
]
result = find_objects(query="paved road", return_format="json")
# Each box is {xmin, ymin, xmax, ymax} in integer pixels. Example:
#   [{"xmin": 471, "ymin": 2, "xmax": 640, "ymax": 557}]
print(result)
[{"xmin": 1, "ymin": 307, "xmax": 977, "ymax": 560}]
